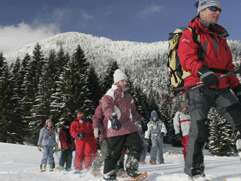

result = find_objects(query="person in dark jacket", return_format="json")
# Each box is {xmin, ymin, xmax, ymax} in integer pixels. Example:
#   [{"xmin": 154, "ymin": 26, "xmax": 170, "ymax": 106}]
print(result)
[
  {"xmin": 58, "ymin": 120, "xmax": 74, "ymax": 171},
  {"xmin": 178, "ymin": 0, "xmax": 241, "ymax": 180}
]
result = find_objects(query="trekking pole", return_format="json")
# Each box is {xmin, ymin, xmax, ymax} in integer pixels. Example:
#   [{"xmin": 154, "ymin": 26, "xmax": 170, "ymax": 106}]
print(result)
[{"xmin": 173, "ymin": 67, "xmax": 241, "ymax": 97}]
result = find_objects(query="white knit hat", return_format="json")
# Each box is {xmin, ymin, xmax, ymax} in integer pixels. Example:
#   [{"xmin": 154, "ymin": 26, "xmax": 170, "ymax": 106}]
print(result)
[
  {"xmin": 113, "ymin": 69, "xmax": 127, "ymax": 84},
  {"xmin": 197, "ymin": 0, "xmax": 221, "ymax": 13}
]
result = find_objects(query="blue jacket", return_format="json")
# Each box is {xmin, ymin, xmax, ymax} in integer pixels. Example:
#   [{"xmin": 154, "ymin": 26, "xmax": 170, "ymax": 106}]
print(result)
[{"xmin": 38, "ymin": 127, "xmax": 56, "ymax": 147}]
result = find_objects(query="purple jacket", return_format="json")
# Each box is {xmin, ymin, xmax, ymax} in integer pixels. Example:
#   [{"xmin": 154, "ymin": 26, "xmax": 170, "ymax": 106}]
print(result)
[{"xmin": 100, "ymin": 84, "xmax": 141, "ymax": 138}]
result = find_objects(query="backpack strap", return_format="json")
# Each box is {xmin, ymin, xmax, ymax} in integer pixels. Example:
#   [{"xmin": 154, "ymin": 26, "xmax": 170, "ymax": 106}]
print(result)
[{"xmin": 186, "ymin": 27, "xmax": 205, "ymax": 60}]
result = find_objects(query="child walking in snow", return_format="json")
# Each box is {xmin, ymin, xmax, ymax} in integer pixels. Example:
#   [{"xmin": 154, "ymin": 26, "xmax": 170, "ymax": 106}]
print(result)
[
  {"xmin": 145, "ymin": 110, "xmax": 167, "ymax": 164},
  {"xmin": 173, "ymin": 104, "xmax": 191, "ymax": 159},
  {"xmin": 37, "ymin": 118, "xmax": 57, "ymax": 172}
]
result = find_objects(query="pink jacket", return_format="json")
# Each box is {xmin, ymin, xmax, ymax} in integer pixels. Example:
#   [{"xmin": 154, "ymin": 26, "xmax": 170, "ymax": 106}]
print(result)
[
  {"xmin": 92, "ymin": 104, "xmax": 107, "ymax": 140},
  {"xmin": 100, "ymin": 85, "xmax": 141, "ymax": 138}
]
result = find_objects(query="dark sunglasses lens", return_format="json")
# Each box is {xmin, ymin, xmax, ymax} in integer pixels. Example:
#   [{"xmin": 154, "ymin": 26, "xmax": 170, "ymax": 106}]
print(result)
[{"xmin": 208, "ymin": 6, "xmax": 221, "ymax": 12}]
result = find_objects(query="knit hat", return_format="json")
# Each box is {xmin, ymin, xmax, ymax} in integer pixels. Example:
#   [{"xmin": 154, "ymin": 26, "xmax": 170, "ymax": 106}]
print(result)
[
  {"xmin": 113, "ymin": 69, "xmax": 128, "ymax": 84},
  {"xmin": 197, "ymin": 0, "xmax": 221, "ymax": 14},
  {"xmin": 150, "ymin": 110, "xmax": 158, "ymax": 119}
]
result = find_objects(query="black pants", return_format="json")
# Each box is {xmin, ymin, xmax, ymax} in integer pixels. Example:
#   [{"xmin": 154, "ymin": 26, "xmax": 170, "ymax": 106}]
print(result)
[
  {"xmin": 103, "ymin": 132, "xmax": 142, "ymax": 175},
  {"xmin": 59, "ymin": 149, "xmax": 73, "ymax": 170},
  {"xmin": 185, "ymin": 87, "xmax": 241, "ymax": 176}
]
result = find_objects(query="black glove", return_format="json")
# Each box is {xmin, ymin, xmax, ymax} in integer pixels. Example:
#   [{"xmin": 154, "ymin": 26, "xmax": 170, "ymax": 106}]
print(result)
[
  {"xmin": 110, "ymin": 113, "xmax": 121, "ymax": 130},
  {"xmin": 233, "ymin": 85, "xmax": 241, "ymax": 102},
  {"xmin": 141, "ymin": 119, "xmax": 148, "ymax": 132},
  {"xmin": 198, "ymin": 66, "xmax": 219, "ymax": 86},
  {"xmin": 77, "ymin": 132, "xmax": 85, "ymax": 139}
]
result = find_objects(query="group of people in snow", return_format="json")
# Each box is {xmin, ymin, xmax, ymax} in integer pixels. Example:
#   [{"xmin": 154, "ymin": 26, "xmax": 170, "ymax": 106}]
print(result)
[
  {"xmin": 37, "ymin": 68, "xmax": 193, "ymax": 180},
  {"xmin": 37, "ymin": 69, "xmax": 174, "ymax": 180},
  {"xmin": 37, "ymin": 0, "xmax": 241, "ymax": 181}
]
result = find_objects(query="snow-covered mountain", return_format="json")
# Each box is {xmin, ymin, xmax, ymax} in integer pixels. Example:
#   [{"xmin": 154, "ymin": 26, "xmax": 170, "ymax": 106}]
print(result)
[
  {"xmin": 5, "ymin": 32, "xmax": 241, "ymax": 97},
  {"xmin": 6, "ymin": 32, "xmax": 170, "ymax": 95},
  {"xmin": 6, "ymin": 31, "xmax": 168, "ymax": 65}
]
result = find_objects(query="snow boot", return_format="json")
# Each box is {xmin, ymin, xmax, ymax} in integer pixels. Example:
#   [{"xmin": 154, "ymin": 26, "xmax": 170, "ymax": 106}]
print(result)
[
  {"xmin": 103, "ymin": 170, "xmax": 117, "ymax": 181},
  {"xmin": 40, "ymin": 164, "xmax": 46, "ymax": 172},
  {"xmin": 49, "ymin": 163, "xmax": 55, "ymax": 172},
  {"xmin": 190, "ymin": 174, "xmax": 210, "ymax": 181}
]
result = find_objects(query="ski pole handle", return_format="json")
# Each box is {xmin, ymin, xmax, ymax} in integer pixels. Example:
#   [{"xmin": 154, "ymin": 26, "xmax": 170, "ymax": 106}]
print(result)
[{"xmin": 174, "ymin": 67, "xmax": 240, "ymax": 96}]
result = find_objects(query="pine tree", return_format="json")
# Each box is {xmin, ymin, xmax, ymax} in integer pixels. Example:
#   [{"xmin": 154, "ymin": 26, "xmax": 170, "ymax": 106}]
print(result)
[
  {"xmin": 158, "ymin": 93, "xmax": 174, "ymax": 144},
  {"xmin": 0, "ymin": 55, "xmax": 24, "ymax": 143},
  {"xmin": 125, "ymin": 70, "xmax": 149, "ymax": 120},
  {"xmin": 0, "ymin": 54, "xmax": 10, "ymax": 142},
  {"xmin": 207, "ymin": 108, "xmax": 235, "ymax": 156},
  {"xmin": 101, "ymin": 61, "xmax": 119, "ymax": 94},
  {"xmin": 56, "ymin": 47, "xmax": 69, "ymax": 74},
  {"xmin": 20, "ymin": 54, "xmax": 36, "ymax": 143},
  {"xmin": 30, "ymin": 50, "xmax": 59, "ymax": 143},
  {"xmin": 61, "ymin": 45, "xmax": 94, "ymax": 118},
  {"xmin": 24, "ymin": 44, "xmax": 45, "ymax": 143},
  {"xmin": 49, "ymin": 49, "xmax": 69, "ymax": 123},
  {"xmin": 87, "ymin": 66, "xmax": 102, "ymax": 107},
  {"xmin": 7, "ymin": 59, "xmax": 28, "ymax": 143},
  {"xmin": 30, "ymin": 78, "xmax": 49, "ymax": 143},
  {"xmin": 31, "ymin": 43, "xmax": 45, "ymax": 94}
]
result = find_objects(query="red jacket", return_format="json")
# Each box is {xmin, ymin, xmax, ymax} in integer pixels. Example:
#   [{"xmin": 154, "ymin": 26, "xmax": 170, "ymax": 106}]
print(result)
[
  {"xmin": 178, "ymin": 17, "xmax": 240, "ymax": 89},
  {"xmin": 59, "ymin": 127, "xmax": 74, "ymax": 150},
  {"xmin": 70, "ymin": 118, "xmax": 94, "ymax": 141}
]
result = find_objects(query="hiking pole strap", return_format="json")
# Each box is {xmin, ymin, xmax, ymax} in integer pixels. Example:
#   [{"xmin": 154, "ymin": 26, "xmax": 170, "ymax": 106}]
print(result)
[{"xmin": 174, "ymin": 66, "xmax": 241, "ymax": 95}]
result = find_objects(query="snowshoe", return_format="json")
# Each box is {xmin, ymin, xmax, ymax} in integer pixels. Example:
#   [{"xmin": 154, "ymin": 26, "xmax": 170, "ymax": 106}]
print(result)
[
  {"xmin": 116, "ymin": 168, "xmax": 128, "ymax": 178},
  {"xmin": 103, "ymin": 174, "xmax": 118, "ymax": 181},
  {"xmin": 149, "ymin": 160, "xmax": 156, "ymax": 165},
  {"xmin": 103, "ymin": 170, "xmax": 117, "ymax": 181},
  {"xmin": 124, "ymin": 171, "xmax": 148, "ymax": 181}
]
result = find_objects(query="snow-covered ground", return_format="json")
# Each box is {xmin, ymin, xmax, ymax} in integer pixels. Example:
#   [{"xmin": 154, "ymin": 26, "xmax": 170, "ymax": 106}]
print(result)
[{"xmin": 0, "ymin": 142, "xmax": 241, "ymax": 181}]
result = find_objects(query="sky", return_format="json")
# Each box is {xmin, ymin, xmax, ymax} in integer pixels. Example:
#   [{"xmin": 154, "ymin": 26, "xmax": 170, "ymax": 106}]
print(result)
[{"xmin": 0, "ymin": 0, "xmax": 241, "ymax": 54}]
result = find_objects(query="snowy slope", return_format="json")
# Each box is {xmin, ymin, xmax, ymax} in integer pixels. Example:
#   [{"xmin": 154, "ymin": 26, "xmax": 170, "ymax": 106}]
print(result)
[
  {"xmin": 5, "ymin": 32, "xmax": 170, "ymax": 95},
  {"xmin": 0, "ymin": 142, "xmax": 241, "ymax": 181},
  {"xmin": 5, "ymin": 32, "xmax": 168, "ymax": 65}
]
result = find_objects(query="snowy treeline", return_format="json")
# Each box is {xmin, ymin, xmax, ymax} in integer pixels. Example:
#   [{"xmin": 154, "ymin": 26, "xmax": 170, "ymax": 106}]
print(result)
[
  {"xmin": 1, "ymin": 32, "xmax": 241, "ymax": 156},
  {"xmin": 0, "ymin": 44, "xmax": 161, "ymax": 147}
]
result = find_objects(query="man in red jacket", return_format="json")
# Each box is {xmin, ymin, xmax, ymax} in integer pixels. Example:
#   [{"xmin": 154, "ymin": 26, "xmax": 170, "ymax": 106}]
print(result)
[
  {"xmin": 178, "ymin": 0, "xmax": 241, "ymax": 180},
  {"xmin": 70, "ymin": 111, "xmax": 96, "ymax": 173}
]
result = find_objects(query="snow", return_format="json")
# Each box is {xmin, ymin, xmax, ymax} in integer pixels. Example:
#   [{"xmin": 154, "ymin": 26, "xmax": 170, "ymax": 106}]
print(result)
[{"xmin": 0, "ymin": 143, "xmax": 241, "ymax": 181}]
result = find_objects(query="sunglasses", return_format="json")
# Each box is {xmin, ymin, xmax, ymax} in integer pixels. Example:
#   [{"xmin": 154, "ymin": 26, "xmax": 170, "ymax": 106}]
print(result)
[{"xmin": 207, "ymin": 6, "xmax": 222, "ymax": 13}]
